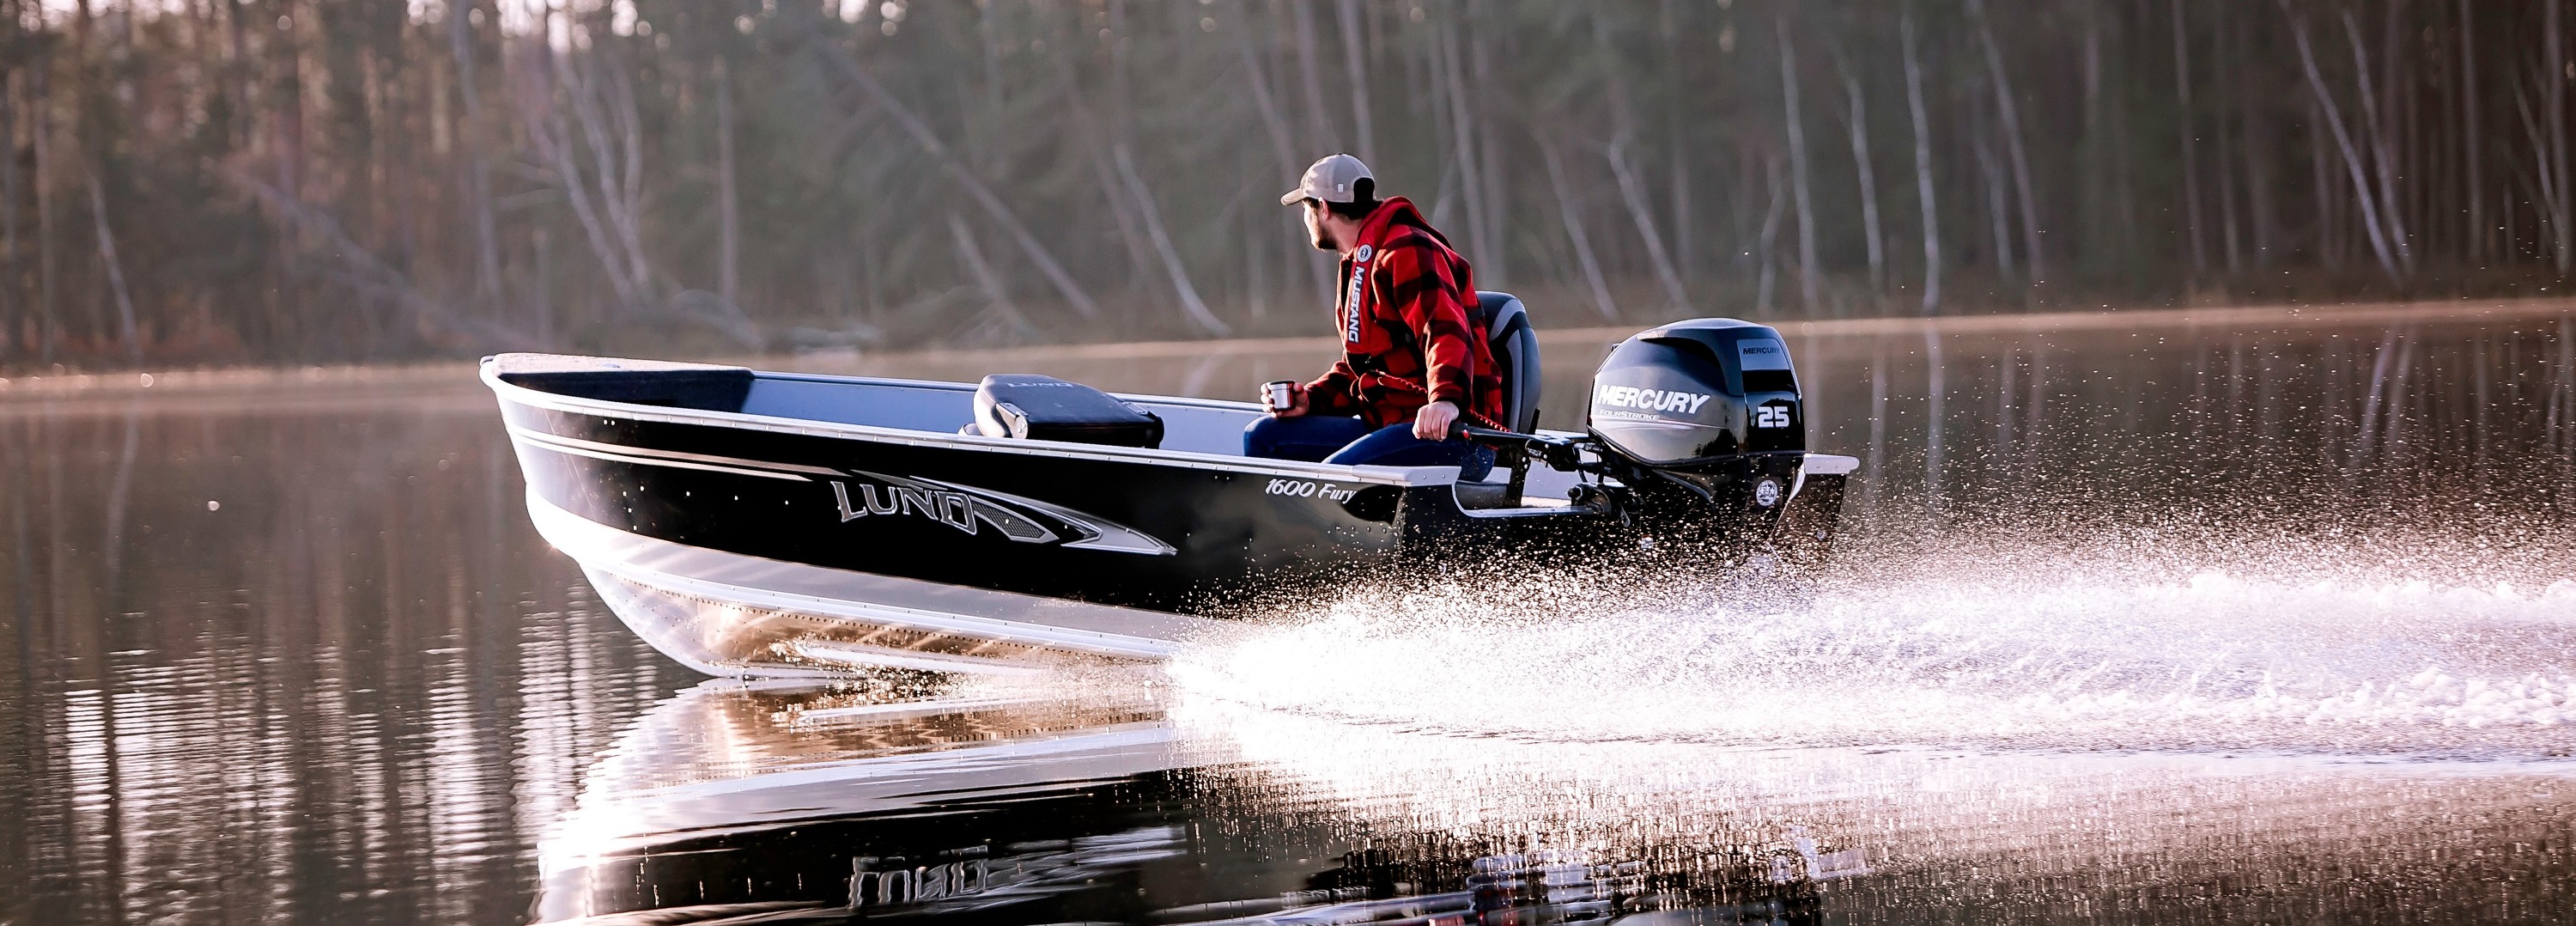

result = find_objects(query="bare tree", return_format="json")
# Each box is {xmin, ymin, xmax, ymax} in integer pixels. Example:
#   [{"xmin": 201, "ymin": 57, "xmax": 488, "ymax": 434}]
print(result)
[
  {"xmin": 1050, "ymin": 47, "xmax": 1158, "ymax": 301},
  {"xmin": 1833, "ymin": 46, "xmax": 1888, "ymax": 292},
  {"xmin": 1608, "ymin": 137, "xmax": 1691, "ymax": 310},
  {"xmin": 1903, "ymin": 5, "xmax": 1942, "ymax": 314},
  {"xmin": 1337, "ymin": 0, "xmax": 1376, "ymax": 165},
  {"xmin": 1777, "ymin": 15, "xmax": 1823, "ymax": 311},
  {"xmin": 31, "ymin": 48, "xmax": 55, "ymax": 360},
  {"xmin": 87, "ymin": 175, "xmax": 137, "ymax": 362},
  {"xmin": 525, "ymin": 52, "xmax": 643, "ymax": 312},
  {"xmin": 1756, "ymin": 151, "xmax": 1789, "ymax": 314},
  {"xmin": 2459, "ymin": 0, "xmax": 2484, "ymax": 264},
  {"xmin": 449, "ymin": 1, "xmax": 501, "ymax": 309},
  {"xmin": 1293, "ymin": 0, "xmax": 1335, "ymax": 148},
  {"xmin": 1, "ymin": 62, "xmax": 17, "ymax": 354},
  {"xmin": 1114, "ymin": 145, "xmax": 1232, "ymax": 336},
  {"xmin": 1538, "ymin": 131, "xmax": 1618, "ymax": 320},
  {"xmin": 1969, "ymin": 0, "xmax": 2045, "ymax": 283},
  {"xmin": 2337, "ymin": 9, "xmax": 2412, "ymax": 274},
  {"xmin": 2175, "ymin": 0, "xmax": 2208, "ymax": 277},
  {"xmin": 815, "ymin": 42, "xmax": 1103, "ymax": 320},
  {"xmin": 1436, "ymin": 18, "xmax": 1494, "ymax": 274},
  {"xmin": 948, "ymin": 214, "xmax": 1036, "ymax": 342},
  {"xmin": 2549, "ymin": 0, "xmax": 2572, "ymax": 272},
  {"xmin": 714, "ymin": 56, "xmax": 741, "ymax": 312},
  {"xmin": 2285, "ymin": 2, "xmax": 2404, "ymax": 283},
  {"xmin": 1971, "ymin": 91, "xmax": 2016, "ymax": 280}
]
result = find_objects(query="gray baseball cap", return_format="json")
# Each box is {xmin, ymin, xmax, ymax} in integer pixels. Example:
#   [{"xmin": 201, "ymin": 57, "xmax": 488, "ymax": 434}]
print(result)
[{"xmin": 1279, "ymin": 154, "xmax": 1375, "ymax": 205}]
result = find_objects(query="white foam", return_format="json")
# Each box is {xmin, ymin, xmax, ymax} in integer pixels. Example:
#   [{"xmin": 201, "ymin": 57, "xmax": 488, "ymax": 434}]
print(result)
[{"xmin": 1170, "ymin": 539, "xmax": 2576, "ymax": 757}]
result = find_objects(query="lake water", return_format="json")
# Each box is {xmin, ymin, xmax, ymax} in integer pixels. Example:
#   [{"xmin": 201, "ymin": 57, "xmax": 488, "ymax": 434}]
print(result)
[{"xmin": 3, "ymin": 304, "xmax": 2573, "ymax": 924}]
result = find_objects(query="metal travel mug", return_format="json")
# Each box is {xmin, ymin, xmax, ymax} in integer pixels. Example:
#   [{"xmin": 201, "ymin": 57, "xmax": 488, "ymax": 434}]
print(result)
[{"xmin": 1262, "ymin": 380, "xmax": 1303, "ymax": 412}]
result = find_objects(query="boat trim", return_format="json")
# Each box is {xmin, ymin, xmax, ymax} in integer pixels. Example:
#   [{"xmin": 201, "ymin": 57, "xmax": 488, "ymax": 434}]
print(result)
[
  {"xmin": 483, "ymin": 358, "xmax": 1461, "ymax": 487},
  {"xmin": 507, "ymin": 424, "xmax": 825, "ymax": 482}
]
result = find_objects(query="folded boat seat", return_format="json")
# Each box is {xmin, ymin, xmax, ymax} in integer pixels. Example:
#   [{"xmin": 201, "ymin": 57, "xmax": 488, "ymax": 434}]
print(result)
[
  {"xmin": 1473, "ymin": 291, "xmax": 1543, "ymax": 434},
  {"xmin": 970, "ymin": 375, "xmax": 1164, "ymax": 448}
]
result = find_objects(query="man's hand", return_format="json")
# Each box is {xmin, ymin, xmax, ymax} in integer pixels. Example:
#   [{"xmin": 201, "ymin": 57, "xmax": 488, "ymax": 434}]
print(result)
[
  {"xmin": 1266, "ymin": 386, "xmax": 1309, "ymax": 418},
  {"xmin": 1413, "ymin": 400, "xmax": 1461, "ymax": 440}
]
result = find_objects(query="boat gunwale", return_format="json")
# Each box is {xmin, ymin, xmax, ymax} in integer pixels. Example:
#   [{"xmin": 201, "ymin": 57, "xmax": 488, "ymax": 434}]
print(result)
[{"xmin": 480, "ymin": 356, "xmax": 1462, "ymax": 486}]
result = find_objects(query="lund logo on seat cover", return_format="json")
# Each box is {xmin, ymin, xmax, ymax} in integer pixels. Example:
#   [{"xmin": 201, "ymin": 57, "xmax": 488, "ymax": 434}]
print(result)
[{"xmin": 829, "ymin": 470, "xmax": 1175, "ymax": 556}]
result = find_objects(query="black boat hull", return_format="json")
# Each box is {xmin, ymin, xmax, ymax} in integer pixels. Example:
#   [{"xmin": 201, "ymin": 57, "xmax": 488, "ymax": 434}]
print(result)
[{"xmin": 487, "ymin": 354, "xmax": 1853, "ymax": 675}]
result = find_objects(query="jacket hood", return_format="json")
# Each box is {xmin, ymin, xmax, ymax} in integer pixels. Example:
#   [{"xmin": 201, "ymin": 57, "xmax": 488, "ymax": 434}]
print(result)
[{"xmin": 1355, "ymin": 197, "xmax": 1454, "ymax": 253}]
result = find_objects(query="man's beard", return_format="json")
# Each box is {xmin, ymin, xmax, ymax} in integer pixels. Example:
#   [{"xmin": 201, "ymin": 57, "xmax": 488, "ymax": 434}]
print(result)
[{"xmin": 1309, "ymin": 225, "xmax": 1338, "ymax": 252}]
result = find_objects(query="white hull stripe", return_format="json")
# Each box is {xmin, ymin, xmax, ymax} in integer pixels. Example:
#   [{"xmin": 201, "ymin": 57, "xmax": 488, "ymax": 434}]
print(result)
[{"xmin": 508, "ymin": 423, "xmax": 835, "ymax": 482}]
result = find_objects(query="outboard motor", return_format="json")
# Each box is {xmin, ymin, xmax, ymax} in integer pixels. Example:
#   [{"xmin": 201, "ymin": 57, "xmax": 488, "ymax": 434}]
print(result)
[{"xmin": 1586, "ymin": 319, "xmax": 1807, "ymax": 528}]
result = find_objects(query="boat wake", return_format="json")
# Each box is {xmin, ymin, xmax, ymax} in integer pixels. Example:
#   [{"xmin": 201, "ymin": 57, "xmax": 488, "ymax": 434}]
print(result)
[{"xmin": 1165, "ymin": 527, "xmax": 2576, "ymax": 758}]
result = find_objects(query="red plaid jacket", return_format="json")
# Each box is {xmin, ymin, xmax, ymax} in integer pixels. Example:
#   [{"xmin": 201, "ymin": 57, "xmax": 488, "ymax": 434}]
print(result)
[{"xmin": 1304, "ymin": 198, "xmax": 1508, "ymax": 430}]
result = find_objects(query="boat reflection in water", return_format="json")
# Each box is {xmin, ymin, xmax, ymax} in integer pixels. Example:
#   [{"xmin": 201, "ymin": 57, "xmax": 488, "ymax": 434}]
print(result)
[
  {"xmin": 538, "ymin": 670, "xmax": 2576, "ymax": 925},
  {"xmin": 533, "ymin": 681, "xmax": 1856, "ymax": 925}
]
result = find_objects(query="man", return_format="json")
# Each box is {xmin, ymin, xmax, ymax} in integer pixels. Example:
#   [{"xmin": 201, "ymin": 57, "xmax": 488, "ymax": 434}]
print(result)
[{"xmin": 1245, "ymin": 154, "xmax": 1506, "ymax": 480}]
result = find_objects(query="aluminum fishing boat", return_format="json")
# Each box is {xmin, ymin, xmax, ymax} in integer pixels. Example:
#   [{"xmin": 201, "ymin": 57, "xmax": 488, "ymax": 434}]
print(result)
[{"xmin": 486, "ymin": 293, "xmax": 1856, "ymax": 675}]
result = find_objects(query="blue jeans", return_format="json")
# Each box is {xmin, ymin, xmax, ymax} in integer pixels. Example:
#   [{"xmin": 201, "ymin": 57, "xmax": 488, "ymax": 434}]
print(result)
[{"xmin": 1242, "ymin": 415, "xmax": 1495, "ymax": 480}]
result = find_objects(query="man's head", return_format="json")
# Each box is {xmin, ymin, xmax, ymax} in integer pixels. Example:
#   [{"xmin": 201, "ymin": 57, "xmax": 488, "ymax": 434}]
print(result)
[{"xmin": 1280, "ymin": 154, "xmax": 1379, "ymax": 254}]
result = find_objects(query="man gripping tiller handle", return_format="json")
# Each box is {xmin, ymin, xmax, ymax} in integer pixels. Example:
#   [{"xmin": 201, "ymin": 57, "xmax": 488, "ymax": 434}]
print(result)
[{"xmin": 1242, "ymin": 154, "xmax": 1508, "ymax": 480}]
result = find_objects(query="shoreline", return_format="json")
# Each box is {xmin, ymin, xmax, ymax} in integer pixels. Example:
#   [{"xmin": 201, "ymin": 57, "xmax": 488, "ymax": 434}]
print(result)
[{"xmin": 3, "ymin": 296, "xmax": 2568, "ymax": 402}]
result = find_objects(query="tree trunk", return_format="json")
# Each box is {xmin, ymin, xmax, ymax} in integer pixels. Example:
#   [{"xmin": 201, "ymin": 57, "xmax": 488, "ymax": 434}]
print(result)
[
  {"xmin": 2551, "ymin": 0, "xmax": 2572, "ymax": 272},
  {"xmin": 2215, "ymin": 50, "xmax": 2245, "ymax": 274},
  {"xmin": 1230, "ymin": 0, "xmax": 1327, "ymax": 306},
  {"xmin": 2311, "ymin": 91, "xmax": 2342, "ymax": 271},
  {"xmin": 1972, "ymin": 99, "xmax": 2015, "ymax": 279},
  {"xmin": 1230, "ymin": 3, "xmax": 1302, "ymax": 180},
  {"xmin": 1052, "ymin": 47, "xmax": 1160, "ymax": 297},
  {"xmin": 532, "ymin": 52, "xmax": 641, "ymax": 313},
  {"xmin": 1114, "ymin": 145, "xmax": 1231, "ymax": 336},
  {"xmin": 448, "ymin": 0, "xmax": 501, "ymax": 310},
  {"xmin": 1777, "ymin": 15, "xmax": 1822, "ymax": 312},
  {"xmin": 1756, "ymin": 151, "xmax": 1788, "ymax": 315},
  {"xmin": 1902, "ymin": 5, "xmax": 1941, "ymax": 315},
  {"xmin": 1468, "ymin": 3, "xmax": 1508, "ymax": 285},
  {"xmin": 1537, "ymin": 132, "xmax": 1617, "ymax": 320},
  {"xmin": 1437, "ymin": 20, "xmax": 1493, "ymax": 275},
  {"xmin": 1969, "ymin": 0, "xmax": 2044, "ymax": 284},
  {"xmin": 31, "ymin": 54, "xmax": 55, "ymax": 361},
  {"xmin": 2173, "ymin": 0, "xmax": 2208, "ymax": 278},
  {"xmin": 87, "ymin": 175, "xmax": 140, "ymax": 362},
  {"xmin": 1607, "ymin": 137, "xmax": 1690, "ymax": 309},
  {"xmin": 1293, "ymin": 0, "xmax": 1334, "ymax": 148},
  {"xmin": 1836, "ymin": 49, "xmax": 1887, "ymax": 292},
  {"xmin": 816, "ymin": 43, "xmax": 1104, "ymax": 320},
  {"xmin": 2517, "ymin": 77, "xmax": 2561, "ymax": 258},
  {"xmin": 2239, "ymin": 9, "xmax": 2280, "ymax": 268},
  {"xmin": 1662, "ymin": 0, "xmax": 1693, "ymax": 283},
  {"xmin": 2459, "ymin": 0, "xmax": 2484, "ymax": 265},
  {"xmin": 2338, "ymin": 9, "xmax": 2412, "ymax": 275},
  {"xmin": 1337, "ymin": 0, "xmax": 1375, "ymax": 165},
  {"xmin": 2, "ymin": 64, "xmax": 16, "ymax": 356},
  {"xmin": 714, "ymin": 56, "xmax": 740, "ymax": 312},
  {"xmin": 948, "ymin": 214, "xmax": 1036, "ymax": 341},
  {"xmin": 2285, "ymin": 3, "xmax": 2403, "ymax": 283}
]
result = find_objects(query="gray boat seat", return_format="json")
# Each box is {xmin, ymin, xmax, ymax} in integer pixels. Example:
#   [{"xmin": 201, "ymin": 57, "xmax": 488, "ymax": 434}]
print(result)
[
  {"xmin": 969, "ymin": 375, "xmax": 1164, "ymax": 448},
  {"xmin": 1455, "ymin": 292, "xmax": 1541, "ymax": 508},
  {"xmin": 1473, "ymin": 291, "xmax": 1542, "ymax": 434}
]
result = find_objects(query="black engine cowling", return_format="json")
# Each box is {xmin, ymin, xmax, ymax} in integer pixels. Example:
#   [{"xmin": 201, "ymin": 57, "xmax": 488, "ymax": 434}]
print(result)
[{"xmin": 1587, "ymin": 319, "xmax": 1807, "ymax": 519}]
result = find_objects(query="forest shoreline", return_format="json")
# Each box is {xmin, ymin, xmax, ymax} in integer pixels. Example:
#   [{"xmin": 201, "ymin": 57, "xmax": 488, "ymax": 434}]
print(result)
[{"xmin": 3, "ymin": 295, "xmax": 2567, "ymax": 410}]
